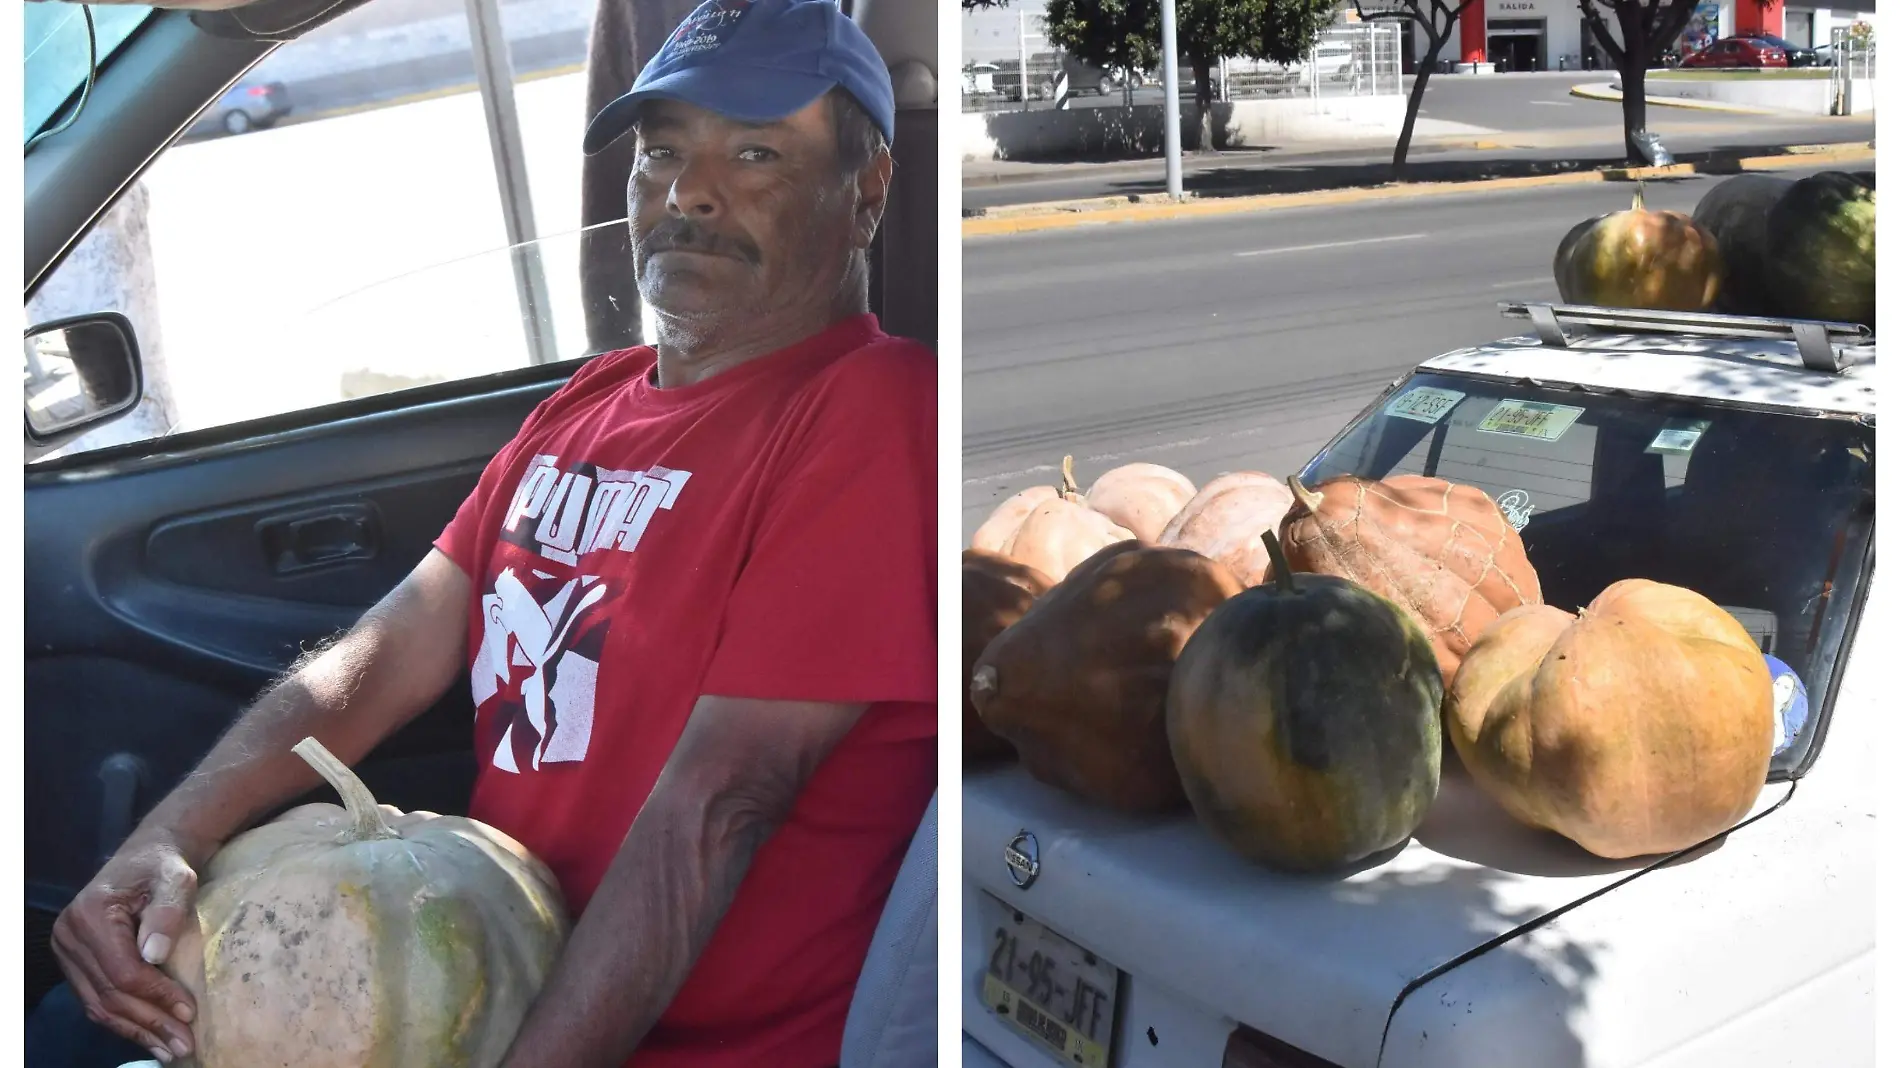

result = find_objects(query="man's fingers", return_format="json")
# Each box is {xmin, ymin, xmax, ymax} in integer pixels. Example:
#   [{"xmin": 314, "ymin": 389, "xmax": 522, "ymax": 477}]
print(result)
[
  {"xmin": 58, "ymin": 948, "xmax": 179, "ymax": 1063},
  {"xmin": 56, "ymin": 912, "xmax": 197, "ymax": 1053},
  {"xmin": 135, "ymin": 856, "xmax": 199, "ymax": 970}
]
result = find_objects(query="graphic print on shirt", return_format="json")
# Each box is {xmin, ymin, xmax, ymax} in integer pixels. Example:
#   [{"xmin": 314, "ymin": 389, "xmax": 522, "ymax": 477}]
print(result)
[{"xmin": 474, "ymin": 455, "xmax": 692, "ymax": 773}]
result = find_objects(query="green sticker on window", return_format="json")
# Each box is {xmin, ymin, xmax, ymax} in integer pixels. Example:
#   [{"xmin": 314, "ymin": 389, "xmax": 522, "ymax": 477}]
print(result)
[
  {"xmin": 1475, "ymin": 399, "xmax": 1585, "ymax": 442},
  {"xmin": 1646, "ymin": 419, "xmax": 1712, "ymax": 455},
  {"xmin": 1385, "ymin": 386, "xmax": 1466, "ymax": 425}
]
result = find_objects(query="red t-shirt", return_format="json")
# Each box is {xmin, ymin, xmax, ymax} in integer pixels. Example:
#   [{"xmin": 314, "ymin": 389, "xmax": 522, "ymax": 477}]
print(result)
[{"xmin": 433, "ymin": 314, "xmax": 936, "ymax": 1068}]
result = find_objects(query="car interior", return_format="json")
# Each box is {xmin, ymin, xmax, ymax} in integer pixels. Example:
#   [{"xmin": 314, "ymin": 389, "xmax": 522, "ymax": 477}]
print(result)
[{"xmin": 22, "ymin": 1, "xmax": 939, "ymax": 1060}]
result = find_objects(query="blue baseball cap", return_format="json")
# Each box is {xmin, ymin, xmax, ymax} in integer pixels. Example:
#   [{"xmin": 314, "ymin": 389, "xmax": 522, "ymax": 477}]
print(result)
[{"xmin": 581, "ymin": 0, "xmax": 895, "ymax": 157}]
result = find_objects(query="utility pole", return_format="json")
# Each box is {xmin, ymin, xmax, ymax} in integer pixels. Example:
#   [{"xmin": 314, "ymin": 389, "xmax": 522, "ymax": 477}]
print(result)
[{"xmin": 1160, "ymin": 0, "xmax": 1183, "ymax": 199}]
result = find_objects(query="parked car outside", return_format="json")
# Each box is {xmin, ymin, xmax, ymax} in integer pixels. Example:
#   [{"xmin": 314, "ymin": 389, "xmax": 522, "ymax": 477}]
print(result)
[
  {"xmin": 1680, "ymin": 36, "xmax": 1790, "ymax": 68},
  {"xmin": 185, "ymin": 80, "xmax": 293, "ymax": 138}
]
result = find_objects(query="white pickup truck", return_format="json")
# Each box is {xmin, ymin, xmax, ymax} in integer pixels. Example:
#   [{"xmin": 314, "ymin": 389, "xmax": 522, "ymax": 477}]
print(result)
[{"xmin": 962, "ymin": 303, "xmax": 1878, "ymax": 1068}]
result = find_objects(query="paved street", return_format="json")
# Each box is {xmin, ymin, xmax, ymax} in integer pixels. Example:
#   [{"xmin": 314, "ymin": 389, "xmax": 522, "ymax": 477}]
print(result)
[{"xmin": 961, "ymin": 163, "xmax": 1837, "ymax": 542}]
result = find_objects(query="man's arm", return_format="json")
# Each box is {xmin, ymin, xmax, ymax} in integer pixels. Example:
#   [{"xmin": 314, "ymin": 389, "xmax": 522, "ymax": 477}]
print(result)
[
  {"xmin": 497, "ymin": 695, "xmax": 869, "ymax": 1068},
  {"xmin": 51, "ymin": 549, "xmax": 472, "ymax": 1060},
  {"xmin": 136, "ymin": 548, "xmax": 473, "ymax": 863}
]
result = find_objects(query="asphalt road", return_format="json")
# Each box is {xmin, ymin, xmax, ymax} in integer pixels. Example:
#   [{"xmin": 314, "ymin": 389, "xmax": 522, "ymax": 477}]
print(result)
[{"xmin": 961, "ymin": 163, "xmax": 1836, "ymax": 542}]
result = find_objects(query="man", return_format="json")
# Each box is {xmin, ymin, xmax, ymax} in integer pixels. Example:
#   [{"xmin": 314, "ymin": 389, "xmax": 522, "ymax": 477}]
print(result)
[{"xmin": 34, "ymin": 2, "xmax": 937, "ymax": 1066}]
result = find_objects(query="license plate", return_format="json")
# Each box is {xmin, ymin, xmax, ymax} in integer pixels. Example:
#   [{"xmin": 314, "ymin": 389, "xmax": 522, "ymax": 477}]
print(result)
[{"xmin": 978, "ymin": 892, "xmax": 1119, "ymax": 1068}]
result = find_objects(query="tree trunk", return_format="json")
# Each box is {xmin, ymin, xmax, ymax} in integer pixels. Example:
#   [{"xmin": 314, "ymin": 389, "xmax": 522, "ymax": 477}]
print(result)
[
  {"xmin": 1394, "ymin": 31, "xmax": 1449, "ymax": 180},
  {"xmin": 1192, "ymin": 57, "xmax": 1216, "ymax": 151},
  {"xmin": 1616, "ymin": 5, "xmax": 1650, "ymax": 164}
]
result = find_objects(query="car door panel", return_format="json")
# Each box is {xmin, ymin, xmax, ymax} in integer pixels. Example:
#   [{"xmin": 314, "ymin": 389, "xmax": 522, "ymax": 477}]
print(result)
[{"xmin": 24, "ymin": 371, "xmax": 568, "ymax": 1009}]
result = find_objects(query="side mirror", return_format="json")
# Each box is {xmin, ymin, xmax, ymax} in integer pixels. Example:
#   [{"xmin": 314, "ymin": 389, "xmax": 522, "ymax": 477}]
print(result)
[{"xmin": 23, "ymin": 311, "xmax": 145, "ymax": 446}]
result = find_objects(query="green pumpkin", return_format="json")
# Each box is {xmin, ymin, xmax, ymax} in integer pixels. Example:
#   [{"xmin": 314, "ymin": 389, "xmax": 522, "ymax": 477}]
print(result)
[
  {"xmin": 1764, "ymin": 171, "xmax": 1875, "ymax": 328},
  {"xmin": 1166, "ymin": 529, "xmax": 1443, "ymax": 872},
  {"xmin": 1554, "ymin": 183, "xmax": 1724, "ymax": 312}
]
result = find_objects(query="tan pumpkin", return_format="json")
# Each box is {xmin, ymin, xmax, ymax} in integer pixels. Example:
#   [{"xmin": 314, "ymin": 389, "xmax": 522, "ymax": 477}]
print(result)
[
  {"xmin": 970, "ymin": 485, "xmax": 1058, "ymax": 553},
  {"xmin": 963, "ymin": 549, "xmax": 1055, "ymax": 763},
  {"xmin": 1084, "ymin": 462, "xmax": 1197, "ymax": 542},
  {"xmin": 1277, "ymin": 474, "xmax": 1541, "ymax": 683},
  {"xmin": 1158, "ymin": 471, "xmax": 1296, "ymax": 586},
  {"xmin": 998, "ymin": 456, "xmax": 1136, "ymax": 582},
  {"xmin": 970, "ymin": 541, "xmax": 1244, "ymax": 813},
  {"xmin": 1444, "ymin": 580, "xmax": 1774, "ymax": 859},
  {"xmin": 166, "ymin": 738, "xmax": 570, "ymax": 1068}
]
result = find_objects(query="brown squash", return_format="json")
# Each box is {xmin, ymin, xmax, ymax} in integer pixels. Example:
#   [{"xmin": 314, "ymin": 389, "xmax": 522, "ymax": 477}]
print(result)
[
  {"xmin": 1444, "ymin": 580, "xmax": 1775, "ymax": 859},
  {"xmin": 1157, "ymin": 471, "xmax": 1296, "ymax": 586},
  {"xmin": 1084, "ymin": 463, "xmax": 1198, "ymax": 542},
  {"xmin": 1554, "ymin": 183, "xmax": 1724, "ymax": 312},
  {"xmin": 999, "ymin": 456, "xmax": 1136, "ymax": 582},
  {"xmin": 1277, "ymin": 474, "xmax": 1542, "ymax": 684},
  {"xmin": 962, "ymin": 549, "xmax": 1055, "ymax": 763},
  {"xmin": 970, "ymin": 541, "xmax": 1244, "ymax": 813}
]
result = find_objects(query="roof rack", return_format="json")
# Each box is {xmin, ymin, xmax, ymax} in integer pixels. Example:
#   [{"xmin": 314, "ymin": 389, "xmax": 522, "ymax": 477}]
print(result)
[{"xmin": 1498, "ymin": 301, "xmax": 1872, "ymax": 374}]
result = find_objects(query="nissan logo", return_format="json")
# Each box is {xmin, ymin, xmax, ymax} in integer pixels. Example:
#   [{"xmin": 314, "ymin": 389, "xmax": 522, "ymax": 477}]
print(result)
[{"xmin": 1005, "ymin": 830, "xmax": 1040, "ymax": 889}]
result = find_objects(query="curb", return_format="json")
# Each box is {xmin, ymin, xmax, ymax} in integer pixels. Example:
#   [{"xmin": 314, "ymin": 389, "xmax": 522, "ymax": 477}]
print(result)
[
  {"xmin": 1567, "ymin": 82, "xmax": 1787, "ymax": 115},
  {"xmin": 961, "ymin": 143, "xmax": 1873, "ymax": 238}
]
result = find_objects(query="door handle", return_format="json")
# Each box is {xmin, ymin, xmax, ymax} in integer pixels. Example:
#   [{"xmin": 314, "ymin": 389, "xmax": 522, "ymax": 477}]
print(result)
[{"xmin": 258, "ymin": 502, "xmax": 381, "ymax": 575}]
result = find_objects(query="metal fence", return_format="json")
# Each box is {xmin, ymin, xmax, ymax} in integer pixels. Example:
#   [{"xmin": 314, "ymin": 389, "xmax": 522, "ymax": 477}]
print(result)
[
  {"xmin": 960, "ymin": 16, "xmax": 1403, "ymax": 113},
  {"xmin": 1828, "ymin": 24, "xmax": 1874, "ymax": 115}
]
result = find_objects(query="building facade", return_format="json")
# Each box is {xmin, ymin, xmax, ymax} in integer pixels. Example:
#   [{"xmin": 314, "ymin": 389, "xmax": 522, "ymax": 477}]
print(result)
[{"xmin": 1448, "ymin": 0, "xmax": 1877, "ymax": 71}]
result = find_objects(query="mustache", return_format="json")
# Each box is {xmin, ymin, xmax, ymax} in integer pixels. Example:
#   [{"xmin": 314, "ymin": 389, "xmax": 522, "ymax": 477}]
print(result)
[{"xmin": 637, "ymin": 218, "xmax": 763, "ymax": 267}]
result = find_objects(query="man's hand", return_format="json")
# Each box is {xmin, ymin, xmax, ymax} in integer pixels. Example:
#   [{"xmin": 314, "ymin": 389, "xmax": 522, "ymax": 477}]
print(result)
[
  {"xmin": 51, "ymin": 828, "xmax": 210, "ymax": 1064},
  {"xmin": 497, "ymin": 695, "xmax": 870, "ymax": 1068}
]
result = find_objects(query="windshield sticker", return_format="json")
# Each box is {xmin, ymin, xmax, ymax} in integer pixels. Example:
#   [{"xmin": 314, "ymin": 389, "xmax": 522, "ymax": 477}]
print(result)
[
  {"xmin": 1494, "ymin": 489, "xmax": 1535, "ymax": 531},
  {"xmin": 1385, "ymin": 386, "xmax": 1466, "ymax": 425},
  {"xmin": 1646, "ymin": 419, "xmax": 1712, "ymax": 456},
  {"xmin": 1765, "ymin": 655, "xmax": 1809, "ymax": 756},
  {"xmin": 1475, "ymin": 400, "xmax": 1585, "ymax": 442}
]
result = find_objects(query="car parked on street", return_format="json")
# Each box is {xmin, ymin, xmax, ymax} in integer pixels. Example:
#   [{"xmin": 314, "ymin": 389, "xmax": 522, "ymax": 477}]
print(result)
[
  {"xmin": 1680, "ymin": 35, "xmax": 1791, "ymax": 68},
  {"xmin": 964, "ymin": 302, "xmax": 1876, "ymax": 1068},
  {"xmin": 1741, "ymin": 33, "xmax": 1823, "ymax": 67},
  {"xmin": 184, "ymin": 79, "xmax": 293, "ymax": 138}
]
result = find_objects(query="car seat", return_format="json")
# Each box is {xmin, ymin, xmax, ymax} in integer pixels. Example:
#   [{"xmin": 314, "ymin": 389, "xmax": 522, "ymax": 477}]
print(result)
[{"xmin": 840, "ymin": 791, "xmax": 938, "ymax": 1068}]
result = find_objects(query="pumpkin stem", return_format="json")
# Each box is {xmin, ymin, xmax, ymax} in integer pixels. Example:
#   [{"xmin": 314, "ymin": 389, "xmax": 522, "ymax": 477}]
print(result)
[
  {"xmin": 970, "ymin": 664, "xmax": 1000, "ymax": 708},
  {"xmin": 1286, "ymin": 475, "xmax": 1324, "ymax": 516},
  {"xmin": 1060, "ymin": 455, "xmax": 1080, "ymax": 499},
  {"xmin": 291, "ymin": 736, "xmax": 400, "ymax": 843},
  {"xmin": 1259, "ymin": 528, "xmax": 1298, "ymax": 594},
  {"xmin": 1632, "ymin": 180, "xmax": 1646, "ymax": 213}
]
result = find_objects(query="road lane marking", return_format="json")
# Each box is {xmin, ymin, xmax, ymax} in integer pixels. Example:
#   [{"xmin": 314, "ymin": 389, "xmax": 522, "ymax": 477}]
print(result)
[
  {"xmin": 1234, "ymin": 233, "xmax": 1429, "ymax": 258},
  {"xmin": 1530, "ymin": 100, "xmax": 1575, "ymax": 106},
  {"xmin": 1489, "ymin": 275, "xmax": 1558, "ymax": 289}
]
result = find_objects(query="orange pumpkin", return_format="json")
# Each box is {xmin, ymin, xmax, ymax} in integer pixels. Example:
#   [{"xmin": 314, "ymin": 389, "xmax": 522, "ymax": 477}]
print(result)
[
  {"xmin": 997, "ymin": 456, "xmax": 1136, "ymax": 582},
  {"xmin": 1277, "ymin": 474, "xmax": 1541, "ymax": 684},
  {"xmin": 1157, "ymin": 471, "xmax": 1296, "ymax": 586},
  {"xmin": 1084, "ymin": 463, "xmax": 1197, "ymax": 542},
  {"xmin": 1444, "ymin": 580, "xmax": 1774, "ymax": 859}
]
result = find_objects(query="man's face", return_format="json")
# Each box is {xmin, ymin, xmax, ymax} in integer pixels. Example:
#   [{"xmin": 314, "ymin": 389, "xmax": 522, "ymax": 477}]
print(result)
[{"xmin": 628, "ymin": 96, "xmax": 869, "ymax": 322}]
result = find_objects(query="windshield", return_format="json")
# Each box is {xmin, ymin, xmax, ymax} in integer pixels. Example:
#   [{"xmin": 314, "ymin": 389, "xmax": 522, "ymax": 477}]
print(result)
[
  {"xmin": 1303, "ymin": 371, "xmax": 1875, "ymax": 777},
  {"xmin": 24, "ymin": 2, "xmax": 154, "ymax": 142}
]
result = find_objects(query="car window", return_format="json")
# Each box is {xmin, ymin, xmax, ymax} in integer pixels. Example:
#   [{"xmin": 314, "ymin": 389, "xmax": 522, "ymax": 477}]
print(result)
[
  {"xmin": 1306, "ymin": 371, "xmax": 1875, "ymax": 776},
  {"xmin": 24, "ymin": 0, "xmax": 619, "ymax": 462},
  {"xmin": 24, "ymin": 2, "xmax": 153, "ymax": 141}
]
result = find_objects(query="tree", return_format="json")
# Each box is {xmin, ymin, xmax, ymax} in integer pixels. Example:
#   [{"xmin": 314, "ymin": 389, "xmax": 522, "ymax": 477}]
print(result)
[
  {"xmin": 1046, "ymin": 0, "xmax": 1335, "ymax": 151},
  {"xmin": 1350, "ymin": 0, "xmax": 1479, "ymax": 180},
  {"xmin": 1578, "ymin": 0, "xmax": 1700, "ymax": 163}
]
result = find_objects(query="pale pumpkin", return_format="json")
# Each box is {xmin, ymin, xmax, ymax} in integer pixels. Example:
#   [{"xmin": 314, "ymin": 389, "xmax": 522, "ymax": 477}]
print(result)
[
  {"xmin": 1084, "ymin": 462, "xmax": 1197, "ymax": 542},
  {"xmin": 970, "ymin": 485, "xmax": 1058, "ymax": 553},
  {"xmin": 963, "ymin": 549, "xmax": 1055, "ymax": 763},
  {"xmin": 1158, "ymin": 471, "xmax": 1296, "ymax": 586},
  {"xmin": 1444, "ymin": 580, "xmax": 1775, "ymax": 859},
  {"xmin": 971, "ymin": 541, "xmax": 1244, "ymax": 813},
  {"xmin": 166, "ymin": 738, "xmax": 570, "ymax": 1068},
  {"xmin": 1278, "ymin": 474, "xmax": 1541, "ymax": 683},
  {"xmin": 998, "ymin": 456, "xmax": 1136, "ymax": 583}
]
